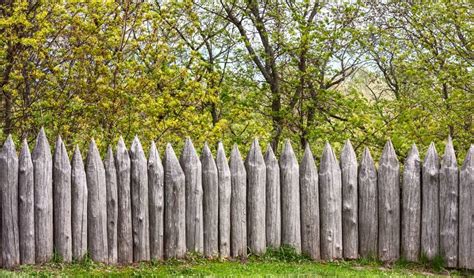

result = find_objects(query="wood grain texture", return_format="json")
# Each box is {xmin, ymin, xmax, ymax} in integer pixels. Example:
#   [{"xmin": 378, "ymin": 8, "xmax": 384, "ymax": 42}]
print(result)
[
  {"xmin": 104, "ymin": 147, "xmax": 118, "ymax": 264},
  {"xmin": 264, "ymin": 145, "xmax": 280, "ymax": 248},
  {"xmin": 377, "ymin": 140, "xmax": 400, "ymax": 262},
  {"xmin": 401, "ymin": 144, "xmax": 421, "ymax": 262},
  {"xmin": 53, "ymin": 136, "xmax": 72, "ymax": 262},
  {"xmin": 180, "ymin": 138, "xmax": 203, "ymax": 253},
  {"xmin": 299, "ymin": 144, "xmax": 319, "ymax": 260},
  {"xmin": 245, "ymin": 139, "xmax": 266, "ymax": 254},
  {"xmin": 319, "ymin": 142, "xmax": 342, "ymax": 260},
  {"xmin": 229, "ymin": 144, "xmax": 247, "ymax": 258},
  {"xmin": 130, "ymin": 136, "xmax": 150, "ymax": 262},
  {"xmin": 148, "ymin": 141, "xmax": 164, "ymax": 260},
  {"xmin": 459, "ymin": 145, "xmax": 474, "ymax": 269},
  {"xmin": 201, "ymin": 143, "xmax": 219, "ymax": 257},
  {"xmin": 163, "ymin": 144, "xmax": 186, "ymax": 259},
  {"xmin": 71, "ymin": 146, "xmax": 88, "ymax": 261},
  {"xmin": 216, "ymin": 142, "xmax": 231, "ymax": 258},
  {"xmin": 18, "ymin": 139, "xmax": 35, "ymax": 264},
  {"xmin": 280, "ymin": 140, "xmax": 301, "ymax": 253},
  {"xmin": 358, "ymin": 147, "xmax": 378, "ymax": 258},
  {"xmin": 86, "ymin": 139, "xmax": 108, "ymax": 263}
]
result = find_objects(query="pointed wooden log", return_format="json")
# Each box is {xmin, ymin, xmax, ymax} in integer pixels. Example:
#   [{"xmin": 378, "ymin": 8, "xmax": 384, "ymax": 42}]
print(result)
[
  {"xmin": 229, "ymin": 144, "xmax": 247, "ymax": 257},
  {"xmin": 439, "ymin": 137, "xmax": 459, "ymax": 267},
  {"xmin": 130, "ymin": 136, "xmax": 150, "ymax": 261},
  {"xmin": 319, "ymin": 142, "xmax": 342, "ymax": 260},
  {"xmin": 115, "ymin": 137, "xmax": 133, "ymax": 263},
  {"xmin": 104, "ymin": 147, "xmax": 118, "ymax": 264},
  {"xmin": 18, "ymin": 139, "xmax": 35, "ymax": 264},
  {"xmin": 245, "ymin": 139, "xmax": 266, "ymax": 254},
  {"xmin": 71, "ymin": 146, "xmax": 87, "ymax": 261},
  {"xmin": 53, "ymin": 136, "xmax": 72, "ymax": 262},
  {"xmin": 401, "ymin": 144, "xmax": 421, "ymax": 262},
  {"xmin": 264, "ymin": 145, "xmax": 280, "ymax": 248},
  {"xmin": 358, "ymin": 147, "xmax": 378, "ymax": 258},
  {"xmin": 180, "ymin": 138, "xmax": 203, "ymax": 253},
  {"xmin": 201, "ymin": 143, "xmax": 219, "ymax": 257},
  {"xmin": 32, "ymin": 128, "xmax": 53, "ymax": 263},
  {"xmin": 163, "ymin": 144, "xmax": 186, "ymax": 258},
  {"xmin": 421, "ymin": 142, "xmax": 439, "ymax": 260},
  {"xmin": 300, "ymin": 144, "xmax": 320, "ymax": 260},
  {"xmin": 340, "ymin": 140, "xmax": 358, "ymax": 259},
  {"xmin": 148, "ymin": 141, "xmax": 164, "ymax": 260},
  {"xmin": 86, "ymin": 139, "xmax": 108, "ymax": 263},
  {"xmin": 378, "ymin": 140, "xmax": 400, "ymax": 262},
  {"xmin": 0, "ymin": 136, "xmax": 20, "ymax": 268},
  {"xmin": 216, "ymin": 142, "xmax": 231, "ymax": 258},
  {"xmin": 280, "ymin": 140, "xmax": 301, "ymax": 253},
  {"xmin": 459, "ymin": 145, "xmax": 474, "ymax": 269}
]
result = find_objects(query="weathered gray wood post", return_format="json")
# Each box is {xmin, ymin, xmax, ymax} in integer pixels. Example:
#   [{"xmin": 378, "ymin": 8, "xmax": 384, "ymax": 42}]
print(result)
[
  {"xmin": 340, "ymin": 140, "xmax": 358, "ymax": 259},
  {"xmin": 53, "ymin": 136, "xmax": 72, "ymax": 262},
  {"xmin": 264, "ymin": 145, "xmax": 280, "ymax": 248},
  {"xmin": 201, "ymin": 143, "xmax": 219, "ymax": 257},
  {"xmin": 86, "ymin": 139, "xmax": 108, "ymax": 263},
  {"xmin": 280, "ymin": 140, "xmax": 301, "ymax": 253},
  {"xmin": 180, "ymin": 138, "xmax": 204, "ymax": 253},
  {"xmin": 421, "ymin": 142, "xmax": 439, "ymax": 260},
  {"xmin": 229, "ymin": 144, "xmax": 247, "ymax": 257},
  {"xmin": 148, "ymin": 141, "xmax": 164, "ymax": 260},
  {"xmin": 71, "ymin": 146, "xmax": 87, "ymax": 261},
  {"xmin": 358, "ymin": 147, "xmax": 377, "ymax": 258},
  {"xmin": 378, "ymin": 140, "xmax": 400, "ymax": 262},
  {"xmin": 32, "ymin": 128, "xmax": 53, "ymax": 263},
  {"xmin": 18, "ymin": 139, "xmax": 35, "ymax": 264},
  {"xmin": 319, "ymin": 142, "xmax": 342, "ymax": 260},
  {"xmin": 216, "ymin": 142, "xmax": 231, "ymax": 257},
  {"xmin": 245, "ymin": 139, "xmax": 266, "ymax": 254},
  {"xmin": 163, "ymin": 143, "xmax": 186, "ymax": 258},
  {"xmin": 104, "ymin": 147, "xmax": 118, "ymax": 264},
  {"xmin": 439, "ymin": 137, "xmax": 458, "ymax": 267},
  {"xmin": 130, "ymin": 136, "xmax": 150, "ymax": 261},
  {"xmin": 115, "ymin": 137, "xmax": 133, "ymax": 263},
  {"xmin": 0, "ymin": 136, "xmax": 20, "ymax": 268},
  {"xmin": 300, "ymin": 144, "xmax": 320, "ymax": 260},
  {"xmin": 401, "ymin": 144, "xmax": 421, "ymax": 261},
  {"xmin": 459, "ymin": 145, "xmax": 474, "ymax": 269}
]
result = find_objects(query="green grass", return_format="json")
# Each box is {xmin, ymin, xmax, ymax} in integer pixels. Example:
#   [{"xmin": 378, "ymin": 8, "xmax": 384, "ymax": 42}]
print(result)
[{"xmin": 1, "ymin": 247, "xmax": 473, "ymax": 277}]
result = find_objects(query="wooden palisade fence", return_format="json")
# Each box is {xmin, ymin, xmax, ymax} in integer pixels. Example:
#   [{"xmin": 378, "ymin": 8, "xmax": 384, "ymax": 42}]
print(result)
[{"xmin": 0, "ymin": 128, "xmax": 473, "ymax": 269}]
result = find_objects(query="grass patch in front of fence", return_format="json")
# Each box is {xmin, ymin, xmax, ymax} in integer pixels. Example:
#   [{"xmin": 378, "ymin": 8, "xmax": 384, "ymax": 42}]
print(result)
[{"xmin": 1, "ymin": 247, "xmax": 473, "ymax": 277}]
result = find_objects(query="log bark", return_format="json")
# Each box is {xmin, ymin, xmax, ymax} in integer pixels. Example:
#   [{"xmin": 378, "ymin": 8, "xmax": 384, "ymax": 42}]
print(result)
[
  {"xmin": 53, "ymin": 136, "xmax": 72, "ymax": 262},
  {"xmin": 71, "ymin": 146, "xmax": 87, "ymax": 261},
  {"xmin": 459, "ymin": 145, "xmax": 474, "ymax": 269},
  {"xmin": 319, "ymin": 142, "xmax": 342, "ymax": 260},
  {"xmin": 32, "ymin": 128, "xmax": 53, "ymax": 263},
  {"xmin": 358, "ymin": 147, "xmax": 377, "ymax": 258},
  {"xmin": 115, "ymin": 137, "xmax": 133, "ymax": 263},
  {"xmin": 130, "ymin": 136, "xmax": 150, "ymax": 261},
  {"xmin": 18, "ymin": 139, "xmax": 35, "ymax": 264},
  {"xmin": 216, "ymin": 142, "xmax": 231, "ymax": 257},
  {"xmin": 421, "ymin": 142, "xmax": 439, "ymax": 260},
  {"xmin": 378, "ymin": 140, "xmax": 400, "ymax": 262},
  {"xmin": 229, "ymin": 144, "xmax": 247, "ymax": 257},
  {"xmin": 180, "ymin": 138, "xmax": 203, "ymax": 253},
  {"xmin": 163, "ymin": 144, "xmax": 186, "ymax": 258},
  {"xmin": 104, "ymin": 147, "xmax": 118, "ymax": 264},
  {"xmin": 245, "ymin": 139, "xmax": 266, "ymax": 254},
  {"xmin": 0, "ymin": 136, "xmax": 20, "ymax": 268},
  {"xmin": 86, "ymin": 139, "xmax": 108, "ymax": 263},
  {"xmin": 148, "ymin": 141, "xmax": 164, "ymax": 260},
  {"xmin": 340, "ymin": 140, "xmax": 358, "ymax": 259},
  {"xmin": 401, "ymin": 144, "xmax": 421, "ymax": 262},
  {"xmin": 299, "ymin": 144, "xmax": 320, "ymax": 260},
  {"xmin": 201, "ymin": 143, "xmax": 219, "ymax": 257},
  {"xmin": 439, "ymin": 137, "xmax": 458, "ymax": 267},
  {"xmin": 264, "ymin": 145, "xmax": 280, "ymax": 248}
]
